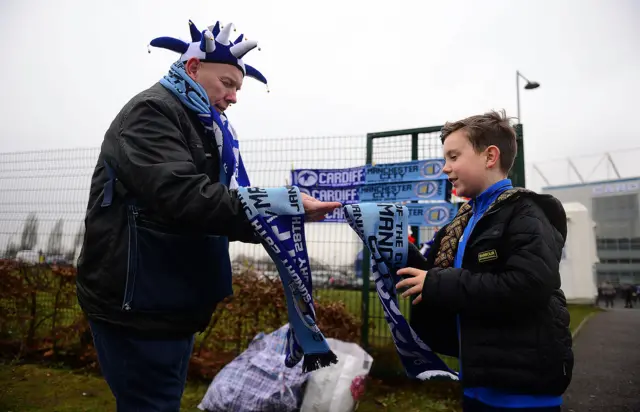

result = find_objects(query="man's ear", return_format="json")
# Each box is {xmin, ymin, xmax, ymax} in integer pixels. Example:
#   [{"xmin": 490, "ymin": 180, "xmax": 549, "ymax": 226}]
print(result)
[
  {"xmin": 485, "ymin": 145, "xmax": 501, "ymax": 169},
  {"xmin": 184, "ymin": 58, "xmax": 200, "ymax": 80}
]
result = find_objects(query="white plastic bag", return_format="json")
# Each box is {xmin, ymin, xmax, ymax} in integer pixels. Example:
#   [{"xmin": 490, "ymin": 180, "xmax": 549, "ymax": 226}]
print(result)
[{"xmin": 299, "ymin": 338, "xmax": 373, "ymax": 412}]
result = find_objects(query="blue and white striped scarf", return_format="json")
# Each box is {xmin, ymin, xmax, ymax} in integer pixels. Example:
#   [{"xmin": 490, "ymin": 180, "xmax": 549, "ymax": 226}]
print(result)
[
  {"xmin": 159, "ymin": 60, "xmax": 250, "ymax": 189},
  {"xmin": 237, "ymin": 186, "xmax": 337, "ymax": 372},
  {"xmin": 344, "ymin": 203, "xmax": 458, "ymax": 381}
]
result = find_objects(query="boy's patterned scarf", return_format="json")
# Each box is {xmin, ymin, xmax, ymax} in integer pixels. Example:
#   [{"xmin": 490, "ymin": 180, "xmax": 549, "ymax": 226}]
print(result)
[{"xmin": 434, "ymin": 188, "xmax": 526, "ymax": 268}]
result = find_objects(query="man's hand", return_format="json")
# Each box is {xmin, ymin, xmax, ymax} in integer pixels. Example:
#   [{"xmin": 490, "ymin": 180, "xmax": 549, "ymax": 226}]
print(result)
[
  {"xmin": 301, "ymin": 193, "xmax": 341, "ymax": 222},
  {"xmin": 396, "ymin": 267, "xmax": 428, "ymax": 305}
]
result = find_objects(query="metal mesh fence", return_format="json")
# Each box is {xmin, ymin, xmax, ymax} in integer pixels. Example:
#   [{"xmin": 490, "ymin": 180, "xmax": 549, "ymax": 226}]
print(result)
[
  {"xmin": 0, "ymin": 130, "xmax": 468, "ymax": 350},
  {"xmin": 0, "ymin": 135, "xmax": 393, "ymax": 348},
  {"xmin": 9, "ymin": 135, "xmax": 636, "ymax": 350},
  {"xmin": 8, "ymin": 132, "xmax": 635, "ymax": 353},
  {"xmin": 0, "ymin": 148, "xmax": 98, "ymax": 261}
]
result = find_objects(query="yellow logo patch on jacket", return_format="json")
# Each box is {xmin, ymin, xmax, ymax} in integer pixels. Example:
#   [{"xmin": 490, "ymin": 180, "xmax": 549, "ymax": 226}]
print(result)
[{"xmin": 478, "ymin": 249, "xmax": 498, "ymax": 263}]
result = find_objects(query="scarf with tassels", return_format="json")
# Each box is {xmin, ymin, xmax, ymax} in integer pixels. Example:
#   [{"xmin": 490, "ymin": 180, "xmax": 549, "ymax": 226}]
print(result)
[{"xmin": 237, "ymin": 186, "xmax": 338, "ymax": 372}]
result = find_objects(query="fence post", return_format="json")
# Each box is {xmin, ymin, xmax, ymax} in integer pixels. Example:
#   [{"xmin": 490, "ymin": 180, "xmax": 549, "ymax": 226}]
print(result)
[
  {"xmin": 361, "ymin": 126, "xmax": 444, "ymax": 347},
  {"xmin": 361, "ymin": 134, "xmax": 374, "ymax": 349},
  {"xmin": 411, "ymin": 133, "xmax": 420, "ymax": 247},
  {"xmin": 510, "ymin": 124, "xmax": 526, "ymax": 188}
]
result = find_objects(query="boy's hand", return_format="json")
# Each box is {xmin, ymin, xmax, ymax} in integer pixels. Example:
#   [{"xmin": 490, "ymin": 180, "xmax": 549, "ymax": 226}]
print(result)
[{"xmin": 396, "ymin": 267, "xmax": 427, "ymax": 305}]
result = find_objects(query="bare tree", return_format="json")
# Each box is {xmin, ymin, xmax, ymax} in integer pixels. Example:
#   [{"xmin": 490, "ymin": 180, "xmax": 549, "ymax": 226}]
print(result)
[
  {"xmin": 73, "ymin": 223, "xmax": 85, "ymax": 250},
  {"xmin": 65, "ymin": 223, "xmax": 85, "ymax": 263},
  {"xmin": 3, "ymin": 235, "xmax": 20, "ymax": 258},
  {"xmin": 20, "ymin": 212, "xmax": 38, "ymax": 251},
  {"xmin": 46, "ymin": 218, "xmax": 64, "ymax": 256}
]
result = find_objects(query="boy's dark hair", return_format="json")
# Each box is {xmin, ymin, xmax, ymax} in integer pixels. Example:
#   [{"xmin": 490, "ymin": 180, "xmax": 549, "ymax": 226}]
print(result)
[{"xmin": 440, "ymin": 109, "xmax": 517, "ymax": 174}]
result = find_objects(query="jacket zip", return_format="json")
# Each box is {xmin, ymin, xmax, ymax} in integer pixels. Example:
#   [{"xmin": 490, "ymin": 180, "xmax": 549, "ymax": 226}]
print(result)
[
  {"xmin": 122, "ymin": 205, "xmax": 139, "ymax": 311},
  {"xmin": 455, "ymin": 200, "xmax": 508, "ymax": 381},
  {"xmin": 457, "ymin": 315, "xmax": 463, "ymax": 380}
]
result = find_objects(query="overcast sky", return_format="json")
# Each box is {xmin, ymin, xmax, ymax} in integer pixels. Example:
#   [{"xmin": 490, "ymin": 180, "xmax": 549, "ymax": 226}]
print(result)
[
  {"xmin": 0, "ymin": 0, "xmax": 639, "ymax": 264},
  {"xmin": 1, "ymin": 0, "xmax": 639, "ymax": 166}
]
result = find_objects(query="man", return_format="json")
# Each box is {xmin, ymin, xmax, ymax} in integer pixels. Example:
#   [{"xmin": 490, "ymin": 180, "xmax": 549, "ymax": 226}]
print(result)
[{"xmin": 76, "ymin": 20, "xmax": 340, "ymax": 411}]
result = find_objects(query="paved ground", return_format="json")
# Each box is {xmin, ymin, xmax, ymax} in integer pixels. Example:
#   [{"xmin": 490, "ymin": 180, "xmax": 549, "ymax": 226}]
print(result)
[
  {"xmin": 562, "ymin": 308, "xmax": 640, "ymax": 412},
  {"xmin": 595, "ymin": 296, "xmax": 640, "ymax": 310}
]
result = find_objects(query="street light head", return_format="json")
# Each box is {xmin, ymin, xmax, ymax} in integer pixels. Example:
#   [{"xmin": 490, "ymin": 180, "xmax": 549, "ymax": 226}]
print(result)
[
  {"xmin": 516, "ymin": 71, "xmax": 539, "ymax": 124},
  {"xmin": 524, "ymin": 81, "xmax": 540, "ymax": 90}
]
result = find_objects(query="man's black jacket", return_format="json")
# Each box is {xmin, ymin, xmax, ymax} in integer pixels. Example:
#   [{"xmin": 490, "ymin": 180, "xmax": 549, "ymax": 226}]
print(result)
[
  {"xmin": 76, "ymin": 83, "xmax": 257, "ymax": 337},
  {"xmin": 407, "ymin": 190, "xmax": 574, "ymax": 395}
]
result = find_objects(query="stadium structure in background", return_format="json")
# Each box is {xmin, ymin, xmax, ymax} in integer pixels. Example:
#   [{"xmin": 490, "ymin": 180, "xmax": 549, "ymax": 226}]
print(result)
[
  {"xmin": 535, "ymin": 150, "xmax": 640, "ymax": 287},
  {"xmin": 542, "ymin": 177, "xmax": 640, "ymax": 287}
]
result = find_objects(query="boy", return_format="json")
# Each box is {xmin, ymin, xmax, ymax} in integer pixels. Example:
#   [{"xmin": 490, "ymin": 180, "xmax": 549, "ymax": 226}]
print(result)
[{"xmin": 396, "ymin": 110, "xmax": 573, "ymax": 411}]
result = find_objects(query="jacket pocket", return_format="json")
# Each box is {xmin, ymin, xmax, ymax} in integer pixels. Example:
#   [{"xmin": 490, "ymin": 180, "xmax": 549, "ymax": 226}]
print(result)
[
  {"xmin": 468, "ymin": 223, "xmax": 504, "ymax": 249},
  {"xmin": 122, "ymin": 206, "xmax": 233, "ymax": 313}
]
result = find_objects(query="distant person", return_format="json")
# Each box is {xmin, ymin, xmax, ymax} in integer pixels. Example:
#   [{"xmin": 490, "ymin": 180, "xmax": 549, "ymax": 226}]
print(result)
[
  {"xmin": 76, "ymin": 19, "xmax": 339, "ymax": 411},
  {"xmin": 602, "ymin": 282, "xmax": 616, "ymax": 308},
  {"xmin": 623, "ymin": 284, "xmax": 634, "ymax": 308},
  {"xmin": 596, "ymin": 284, "xmax": 603, "ymax": 306},
  {"xmin": 397, "ymin": 110, "xmax": 573, "ymax": 412}
]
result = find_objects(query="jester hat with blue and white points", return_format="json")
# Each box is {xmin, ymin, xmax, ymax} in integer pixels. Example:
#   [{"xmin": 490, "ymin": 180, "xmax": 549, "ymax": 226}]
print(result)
[{"xmin": 149, "ymin": 20, "xmax": 267, "ymax": 85}]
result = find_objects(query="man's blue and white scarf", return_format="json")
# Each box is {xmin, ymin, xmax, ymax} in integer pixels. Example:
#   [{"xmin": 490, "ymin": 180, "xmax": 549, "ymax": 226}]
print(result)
[
  {"xmin": 344, "ymin": 203, "xmax": 458, "ymax": 381},
  {"xmin": 159, "ymin": 60, "xmax": 249, "ymax": 189},
  {"xmin": 160, "ymin": 62, "xmax": 335, "ymax": 371},
  {"xmin": 237, "ymin": 186, "xmax": 338, "ymax": 372}
]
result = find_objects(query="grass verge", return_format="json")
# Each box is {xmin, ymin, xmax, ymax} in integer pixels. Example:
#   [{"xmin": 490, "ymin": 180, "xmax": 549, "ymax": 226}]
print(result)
[
  {"xmin": 0, "ymin": 304, "xmax": 600, "ymax": 412},
  {"xmin": 0, "ymin": 362, "xmax": 462, "ymax": 412}
]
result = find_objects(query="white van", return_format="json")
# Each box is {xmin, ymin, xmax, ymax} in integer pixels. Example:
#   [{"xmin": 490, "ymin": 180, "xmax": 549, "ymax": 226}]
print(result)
[{"xmin": 15, "ymin": 250, "xmax": 40, "ymax": 265}]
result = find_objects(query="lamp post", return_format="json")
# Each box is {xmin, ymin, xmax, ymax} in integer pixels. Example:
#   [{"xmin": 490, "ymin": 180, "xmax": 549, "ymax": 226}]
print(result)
[
  {"xmin": 512, "ymin": 71, "xmax": 540, "ymax": 189},
  {"xmin": 516, "ymin": 70, "xmax": 540, "ymax": 123}
]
